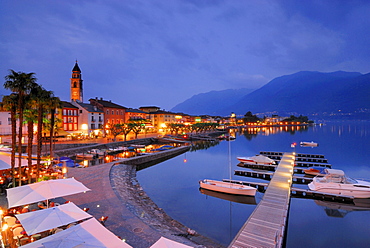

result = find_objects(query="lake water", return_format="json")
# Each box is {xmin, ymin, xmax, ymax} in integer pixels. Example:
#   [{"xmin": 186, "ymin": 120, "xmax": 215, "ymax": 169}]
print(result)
[{"xmin": 137, "ymin": 121, "xmax": 370, "ymax": 248}]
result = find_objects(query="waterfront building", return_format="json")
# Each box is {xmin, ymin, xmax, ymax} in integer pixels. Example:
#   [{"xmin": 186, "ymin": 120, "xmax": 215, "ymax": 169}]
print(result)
[
  {"xmin": 139, "ymin": 106, "xmax": 161, "ymax": 113},
  {"xmin": 125, "ymin": 108, "xmax": 149, "ymax": 120},
  {"xmin": 71, "ymin": 101, "xmax": 104, "ymax": 138},
  {"xmin": 147, "ymin": 110, "xmax": 179, "ymax": 130},
  {"xmin": 89, "ymin": 97, "xmax": 127, "ymax": 135},
  {"xmin": 61, "ymin": 101, "xmax": 79, "ymax": 134},
  {"xmin": 0, "ymin": 110, "xmax": 13, "ymax": 143}
]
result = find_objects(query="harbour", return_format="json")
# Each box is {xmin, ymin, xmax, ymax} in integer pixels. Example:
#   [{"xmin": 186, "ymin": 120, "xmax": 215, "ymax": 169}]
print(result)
[{"xmin": 137, "ymin": 121, "xmax": 370, "ymax": 247}]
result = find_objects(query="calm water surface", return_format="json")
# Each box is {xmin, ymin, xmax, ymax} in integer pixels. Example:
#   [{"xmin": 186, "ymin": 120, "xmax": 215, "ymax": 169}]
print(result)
[{"xmin": 137, "ymin": 121, "xmax": 370, "ymax": 248}]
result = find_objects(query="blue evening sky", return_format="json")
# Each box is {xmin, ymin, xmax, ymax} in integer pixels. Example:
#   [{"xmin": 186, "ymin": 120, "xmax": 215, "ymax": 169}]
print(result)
[{"xmin": 1, "ymin": 0, "xmax": 369, "ymax": 110}]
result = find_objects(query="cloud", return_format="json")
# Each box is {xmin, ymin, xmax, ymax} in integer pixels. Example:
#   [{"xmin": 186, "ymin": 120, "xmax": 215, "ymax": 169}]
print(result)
[{"xmin": 1, "ymin": 0, "xmax": 370, "ymax": 110}]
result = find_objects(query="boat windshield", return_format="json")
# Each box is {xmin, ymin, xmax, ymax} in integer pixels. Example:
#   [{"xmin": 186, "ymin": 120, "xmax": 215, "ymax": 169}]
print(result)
[{"xmin": 344, "ymin": 177, "xmax": 358, "ymax": 184}]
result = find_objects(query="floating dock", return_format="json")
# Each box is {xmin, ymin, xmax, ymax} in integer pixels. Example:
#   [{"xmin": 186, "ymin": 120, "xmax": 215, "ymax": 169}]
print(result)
[{"xmin": 228, "ymin": 152, "xmax": 295, "ymax": 248}]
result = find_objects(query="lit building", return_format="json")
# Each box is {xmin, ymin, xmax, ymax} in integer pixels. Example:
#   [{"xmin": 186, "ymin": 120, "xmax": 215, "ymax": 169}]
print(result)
[
  {"xmin": 71, "ymin": 102, "xmax": 104, "ymax": 137},
  {"xmin": 61, "ymin": 101, "xmax": 79, "ymax": 133},
  {"xmin": 89, "ymin": 97, "xmax": 127, "ymax": 134}
]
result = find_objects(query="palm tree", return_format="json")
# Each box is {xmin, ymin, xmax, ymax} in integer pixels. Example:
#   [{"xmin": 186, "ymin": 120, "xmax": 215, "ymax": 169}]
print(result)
[
  {"xmin": 24, "ymin": 92, "xmax": 39, "ymax": 183},
  {"xmin": 4, "ymin": 70, "xmax": 38, "ymax": 186},
  {"xmin": 2, "ymin": 94, "xmax": 18, "ymax": 187},
  {"xmin": 34, "ymin": 87, "xmax": 52, "ymax": 179},
  {"xmin": 47, "ymin": 96, "xmax": 62, "ymax": 159}
]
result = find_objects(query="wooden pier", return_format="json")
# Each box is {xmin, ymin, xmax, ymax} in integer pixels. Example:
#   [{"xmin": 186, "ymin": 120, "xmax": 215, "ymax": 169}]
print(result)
[{"xmin": 228, "ymin": 152, "xmax": 295, "ymax": 248}]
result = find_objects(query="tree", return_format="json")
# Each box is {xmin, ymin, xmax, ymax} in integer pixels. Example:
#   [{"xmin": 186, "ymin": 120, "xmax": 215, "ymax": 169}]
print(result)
[
  {"xmin": 121, "ymin": 123, "xmax": 133, "ymax": 141},
  {"xmin": 242, "ymin": 111, "xmax": 260, "ymax": 124},
  {"xmin": 2, "ymin": 94, "xmax": 18, "ymax": 187},
  {"xmin": 34, "ymin": 87, "xmax": 52, "ymax": 179},
  {"xmin": 46, "ymin": 96, "xmax": 62, "ymax": 159},
  {"xmin": 4, "ymin": 70, "xmax": 38, "ymax": 186},
  {"xmin": 128, "ymin": 119, "xmax": 146, "ymax": 139},
  {"xmin": 110, "ymin": 124, "xmax": 124, "ymax": 142},
  {"xmin": 23, "ymin": 93, "xmax": 39, "ymax": 184}
]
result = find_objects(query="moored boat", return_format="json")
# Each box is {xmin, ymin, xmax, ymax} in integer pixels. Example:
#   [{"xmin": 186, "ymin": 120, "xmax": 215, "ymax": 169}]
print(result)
[
  {"xmin": 76, "ymin": 153, "xmax": 95, "ymax": 159},
  {"xmin": 308, "ymin": 169, "xmax": 370, "ymax": 198},
  {"xmin": 300, "ymin": 141, "xmax": 319, "ymax": 147},
  {"xmin": 304, "ymin": 166, "xmax": 328, "ymax": 176},
  {"xmin": 199, "ymin": 179, "xmax": 257, "ymax": 196},
  {"xmin": 237, "ymin": 154, "xmax": 277, "ymax": 165}
]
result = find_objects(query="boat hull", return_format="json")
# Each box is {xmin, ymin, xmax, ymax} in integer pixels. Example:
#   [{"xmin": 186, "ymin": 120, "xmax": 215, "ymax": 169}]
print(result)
[
  {"xmin": 199, "ymin": 179, "xmax": 256, "ymax": 196},
  {"xmin": 308, "ymin": 181, "xmax": 370, "ymax": 199}
]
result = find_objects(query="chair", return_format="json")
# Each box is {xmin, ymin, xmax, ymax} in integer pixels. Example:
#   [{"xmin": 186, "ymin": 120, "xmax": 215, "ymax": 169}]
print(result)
[
  {"xmin": 4, "ymin": 216, "xmax": 17, "ymax": 227},
  {"xmin": 54, "ymin": 228, "xmax": 63, "ymax": 234},
  {"xmin": 12, "ymin": 226, "xmax": 25, "ymax": 241}
]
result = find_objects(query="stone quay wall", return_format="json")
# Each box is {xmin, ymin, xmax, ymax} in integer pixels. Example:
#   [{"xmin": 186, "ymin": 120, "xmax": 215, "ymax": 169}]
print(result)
[
  {"xmin": 53, "ymin": 138, "xmax": 156, "ymax": 157},
  {"xmin": 118, "ymin": 145, "xmax": 190, "ymax": 165}
]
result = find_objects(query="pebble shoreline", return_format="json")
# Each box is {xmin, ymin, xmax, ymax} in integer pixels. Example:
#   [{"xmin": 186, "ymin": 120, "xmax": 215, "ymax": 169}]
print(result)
[{"xmin": 110, "ymin": 162, "xmax": 225, "ymax": 248}]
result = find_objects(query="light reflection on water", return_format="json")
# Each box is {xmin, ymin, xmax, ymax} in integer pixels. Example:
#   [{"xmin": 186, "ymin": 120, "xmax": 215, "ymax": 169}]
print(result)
[{"xmin": 137, "ymin": 121, "xmax": 370, "ymax": 247}]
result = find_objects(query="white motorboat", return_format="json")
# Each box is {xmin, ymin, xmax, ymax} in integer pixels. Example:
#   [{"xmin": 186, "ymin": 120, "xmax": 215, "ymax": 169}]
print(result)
[
  {"xmin": 300, "ymin": 141, "xmax": 319, "ymax": 147},
  {"xmin": 237, "ymin": 154, "xmax": 277, "ymax": 165},
  {"xmin": 76, "ymin": 153, "xmax": 95, "ymax": 159},
  {"xmin": 308, "ymin": 169, "xmax": 370, "ymax": 198},
  {"xmin": 199, "ymin": 179, "xmax": 257, "ymax": 196}
]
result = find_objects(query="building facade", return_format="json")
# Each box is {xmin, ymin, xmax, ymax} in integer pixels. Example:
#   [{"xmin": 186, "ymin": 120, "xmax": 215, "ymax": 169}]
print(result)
[
  {"xmin": 61, "ymin": 101, "xmax": 79, "ymax": 132},
  {"xmin": 71, "ymin": 102, "xmax": 104, "ymax": 137}
]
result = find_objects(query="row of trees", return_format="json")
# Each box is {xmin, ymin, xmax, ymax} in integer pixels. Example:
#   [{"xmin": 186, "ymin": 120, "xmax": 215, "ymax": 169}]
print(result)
[
  {"xmin": 242, "ymin": 111, "xmax": 311, "ymax": 124},
  {"xmin": 109, "ymin": 119, "xmax": 148, "ymax": 141},
  {"xmin": 109, "ymin": 122, "xmax": 221, "ymax": 141},
  {"xmin": 164, "ymin": 122, "xmax": 219, "ymax": 134},
  {"xmin": 3, "ymin": 70, "xmax": 62, "ymax": 186}
]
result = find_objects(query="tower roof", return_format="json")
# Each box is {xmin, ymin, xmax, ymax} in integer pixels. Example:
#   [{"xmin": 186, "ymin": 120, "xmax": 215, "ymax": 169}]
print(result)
[{"xmin": 72, "ymin": 61, "xmax": 81, "ymax": 72}]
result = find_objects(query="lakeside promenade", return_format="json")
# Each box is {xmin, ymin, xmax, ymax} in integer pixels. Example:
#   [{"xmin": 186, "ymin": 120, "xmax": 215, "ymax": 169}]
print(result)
[{"xmin": 0, "ymin": 134, "xmax": 223, "ymax": 248}]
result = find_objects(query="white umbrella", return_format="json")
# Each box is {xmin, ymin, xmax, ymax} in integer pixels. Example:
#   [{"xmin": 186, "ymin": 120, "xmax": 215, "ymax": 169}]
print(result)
[
  {"xmin": 6, "ymin": 178, "xmax": 90, "ymax": 208},
  {"xmin": 0, "ymin": 159, "xmax": 10, "ymax": 170},
  {"xmin": 15, "ymin": 202, "xmax": 92, "ymax": 235},
  {"xmin": 150, "ymin": 237, "xmax": 193, "ymax": 248},
  {"xmin": 21, "ymin": 218, "xmax": 132, "ymax": 248}
]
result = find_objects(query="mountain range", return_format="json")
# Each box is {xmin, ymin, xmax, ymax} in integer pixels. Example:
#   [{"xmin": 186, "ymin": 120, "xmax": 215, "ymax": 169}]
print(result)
[{"xmin": 171, "ymin": 71, "xmax": 370, "ymax": 119}]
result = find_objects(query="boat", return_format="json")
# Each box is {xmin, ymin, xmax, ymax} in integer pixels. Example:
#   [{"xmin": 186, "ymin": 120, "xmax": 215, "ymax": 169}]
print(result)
[
  {"xmin": 199, "ymin": 179, "xmax": 257, "ymax": 196},
  {"xmin": 75, "ymin": 153, "xmax": 95, "ymax": 159},
  {"xmin": 199, "ymin": 188, "xmax": 256, "ymax": 205},
  {"xmin": 303, "ymin": 166, "xmax": 328, "ymax": 176},
  {"xmin": 199, "ymin": 137, "xmax": 257, "ymax": 197},
  {"xmin": 237, "ymin": 155, "xmax": 277, "ymax": 165},
  {"xmin": 300, "ymin": 141, "xmax": 319, "ymax": 147},
  {"xmin": 308, "ymin": 169, "xmax": 370, "ymax": 198}
]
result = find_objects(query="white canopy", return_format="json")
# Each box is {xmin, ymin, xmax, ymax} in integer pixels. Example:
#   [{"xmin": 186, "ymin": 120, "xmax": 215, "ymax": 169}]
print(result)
[
  {"xmin": 7, "ymin": 178, "xmax": 91, "ymax": 208},
  {"xmin": 150, "ymin": 237, "xmax": 193, "ymax": 248},
  {"xmin": 251, "ymin": 155, "xmax": 275, "ymax": 164},
  {"xmin": 16, "ymin": 202, "xmax": 92, "ymax": 236},
  {"xmin": 21, "ymin": 218, "xmax": 132, "ymax": 248}
]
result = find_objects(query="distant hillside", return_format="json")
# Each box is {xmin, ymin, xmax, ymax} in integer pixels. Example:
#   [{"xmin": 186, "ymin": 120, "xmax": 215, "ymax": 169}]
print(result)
[
  {"xmin": 171, "ymin": 88, "xmax": 255, "ymax": 115},
  {"xmin": 171, "ymin": 71, "xmax": 370, "ymax": 119},
  {"xmin": 225, "ymin": 71, "xmax": 369, "ymax": 117}
]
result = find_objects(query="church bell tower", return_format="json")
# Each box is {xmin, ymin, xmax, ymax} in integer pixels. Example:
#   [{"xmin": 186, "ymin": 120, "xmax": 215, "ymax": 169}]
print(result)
[{"xmin": 70, "ymin": 61, "xmax": 83, "ymax": 102}]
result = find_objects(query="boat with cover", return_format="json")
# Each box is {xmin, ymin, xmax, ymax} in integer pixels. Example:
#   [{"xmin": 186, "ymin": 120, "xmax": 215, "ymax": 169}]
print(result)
[
  {"xmin": 308, "ymin": 169, "xmax": 370, "ymax": 198},
  {"xmin": 199, "ymin": 179, "xmax": 256, "ymax": 196},
  {"xmin": 237, "ymin": 154, "xmax": 277, "ymax": 165},
  {"xmin": 300, "ymin": 141, "xmax": 319, "ymax": 147}
]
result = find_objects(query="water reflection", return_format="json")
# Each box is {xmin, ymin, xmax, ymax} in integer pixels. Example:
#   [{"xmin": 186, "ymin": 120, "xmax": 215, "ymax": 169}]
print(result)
[
  {"xmin": 200, "ymin": 188, "xmax": 257, "ymax": 205},
  {"xmin": 315, "ymin": 198, "xmax": 370, "ymax": 218},
  {"xmin": 240, "ymin": 125, "xmax": 309, "ymax": 140}
]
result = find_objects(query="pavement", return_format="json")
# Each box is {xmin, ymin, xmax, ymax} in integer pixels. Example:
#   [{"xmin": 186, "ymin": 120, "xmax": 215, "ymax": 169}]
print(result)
[
  {"xmin": 0, "ymin": 162, "xmax": 222, "ymax": 248},
  {"xmin": 0, "ymin": 134, "xmax": 224, "ymax": 248}
]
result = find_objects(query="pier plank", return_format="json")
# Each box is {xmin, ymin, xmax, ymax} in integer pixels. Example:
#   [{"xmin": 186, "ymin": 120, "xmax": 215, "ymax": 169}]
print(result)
[{"xmin": 228, "ymin": 152, "xmax": 295, "ymax": 248}]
